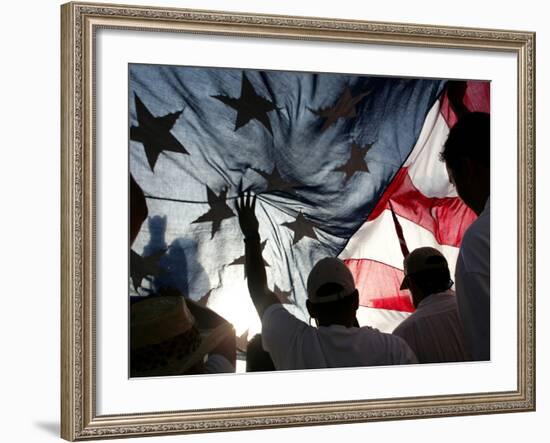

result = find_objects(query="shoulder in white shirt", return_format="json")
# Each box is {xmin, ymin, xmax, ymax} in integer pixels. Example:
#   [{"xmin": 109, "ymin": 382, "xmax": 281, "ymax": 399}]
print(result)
[
  {"xmin": 261, "ymin": 304, "xmax": 417, "ymax": 370},
  {"xmin": 392, "ymin": 290, "xmax": 470, "ymax": 363}
]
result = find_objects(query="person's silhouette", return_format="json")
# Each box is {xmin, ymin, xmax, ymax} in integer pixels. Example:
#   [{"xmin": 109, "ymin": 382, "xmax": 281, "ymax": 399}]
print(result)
[
  {"xmin": 235, "ymin": 191, "xmax": 417, "ymax": 370},
  {"xmin": 441, "ymin": 112, "xmax": 490, "ymax": 360}
]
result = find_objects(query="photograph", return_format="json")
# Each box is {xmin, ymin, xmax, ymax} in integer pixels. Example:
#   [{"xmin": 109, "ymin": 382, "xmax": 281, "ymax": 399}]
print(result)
[
  {"xmin": 128, "ymin": 63, "xmax": 490, "ymax": 377},
  {"xmin": 1, "ymin": 0, "xmax": 545, "ymax": 441},
  {"xmin": 59, "ymin": 2, "xmax": 534, "ymax": 439}
]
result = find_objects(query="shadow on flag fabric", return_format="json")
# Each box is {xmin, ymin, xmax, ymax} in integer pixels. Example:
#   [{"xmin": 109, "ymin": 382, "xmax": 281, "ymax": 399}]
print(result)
[{"xmin": 128, "ymin": 63, "xmax": 489, "ymax": 343}]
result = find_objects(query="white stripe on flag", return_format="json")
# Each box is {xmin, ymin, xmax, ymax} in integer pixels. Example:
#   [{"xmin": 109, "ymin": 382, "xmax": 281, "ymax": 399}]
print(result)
[
  {"xmin": 339, "ymin": 209, "xmax": 459, "ymax": 276},
  {"xmin": 356, "ymin": 306, "xmax": 410, "ymax": 333},
  {"xmin": 406, "ymin": 110, "xmax": 456, "ymax": 198}
]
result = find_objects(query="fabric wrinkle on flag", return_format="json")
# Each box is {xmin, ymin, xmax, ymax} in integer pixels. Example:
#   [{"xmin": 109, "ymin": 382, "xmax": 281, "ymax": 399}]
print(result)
[
  {"xmin": 128, "ymin": 63, "xmax": 473, "ymax": 343},
  {"xmin": 345, "ymin": 81, "xmax": 489, "ymax": 332}
]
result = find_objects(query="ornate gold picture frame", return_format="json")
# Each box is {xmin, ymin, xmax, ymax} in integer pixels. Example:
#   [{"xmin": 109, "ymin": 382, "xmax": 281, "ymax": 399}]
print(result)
[{"xmin": 61, "ymin": 1, "xmax": 535, "ymax": 440}]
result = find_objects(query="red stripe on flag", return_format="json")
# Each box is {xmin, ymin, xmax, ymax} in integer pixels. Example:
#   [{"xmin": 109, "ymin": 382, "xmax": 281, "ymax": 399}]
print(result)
[
  {"xmin": 344, "ymin": 258, "xmax": 415, "ymax": 313},
  {"xmin": 367, "ymin": 167, "xmax": 476, "ymax": 247}
]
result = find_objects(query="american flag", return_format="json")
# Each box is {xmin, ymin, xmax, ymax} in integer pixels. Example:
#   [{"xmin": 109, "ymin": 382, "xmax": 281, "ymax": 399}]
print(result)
[{"xmin": 128, "ymin": 63, "xmax": 489, "ymax": 352}]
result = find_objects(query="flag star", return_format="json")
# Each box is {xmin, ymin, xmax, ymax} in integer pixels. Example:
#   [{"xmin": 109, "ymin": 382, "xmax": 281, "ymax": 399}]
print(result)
[
  {"xmin": 281, "ymin": 211, "xmax": 319, "ymax": 245},
  {"xmin": 130, "ymin": 93, "xmax": 188, "ymax": 171},
  {"xmin": 229, "ymin": 240, "xmax": 270, "ymax": 279},
  {"xmin": 191, "ymin": 186, "xmax": 236, "ymax": 239},
  {"xmin": 130, "ymin": 249, "xmax": 166, "ymax": 291},
  {"xmin": 335, "ymin": 142, "xmax": 374, "ymax": 183},
  {"xmin": 252, "ymin": 166, "xmax": 300, "ymax": 194},
  {"xmin": 273, "ymin": 284, "xmax": 293, "ymax": 304},
  {"xmin": 212, "ymin": 72, "xmax": 278, "ymax": 135},
  {"xmin": 309, "ymin": 87, "xmax": 370, "ymax": 131}
]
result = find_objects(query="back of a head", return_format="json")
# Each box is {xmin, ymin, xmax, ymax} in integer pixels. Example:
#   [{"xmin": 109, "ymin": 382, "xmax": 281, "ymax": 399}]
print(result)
[
  {"xmin": 441, "ymin": 112, "xmax": 490, "ymax": 171},
  {"xmin": 408, "ymin": 267, "xmax": 452, "ymax": 298},
  {"xmin": 307, "ymin": 257, "xmax": 356, "ymax": 304},
  {"xmin": 306, "ymin": 258, "xmax": 359, "ymax": 326},
  {"xmin": 401, "ymin": 248, "xmax": 453, "ymax": 304},
  {"xmin": 312, "ymin": 283, "xmax": 358, "ymax": 322}
]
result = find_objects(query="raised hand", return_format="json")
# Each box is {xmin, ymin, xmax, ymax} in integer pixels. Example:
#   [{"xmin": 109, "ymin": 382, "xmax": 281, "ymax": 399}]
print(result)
[
  {"xmin": 235, "ymin": 191, "xmax": 259, "ymax": 239},
  {"xmin": 235, "ymin": 190, "xmax": 279, "ymax": 317}
]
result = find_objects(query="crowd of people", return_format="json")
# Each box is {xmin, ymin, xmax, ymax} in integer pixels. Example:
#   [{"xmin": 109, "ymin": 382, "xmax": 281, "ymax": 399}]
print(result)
[{"xmin": 129, "ymin": 111, "xmax": 490, "ymax": 377}]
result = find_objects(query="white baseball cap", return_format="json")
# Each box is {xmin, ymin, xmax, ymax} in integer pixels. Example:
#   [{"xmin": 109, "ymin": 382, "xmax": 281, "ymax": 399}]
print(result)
[{"xmin": 306, "ymin": 257, "xmax": 356, "ymax": 304}]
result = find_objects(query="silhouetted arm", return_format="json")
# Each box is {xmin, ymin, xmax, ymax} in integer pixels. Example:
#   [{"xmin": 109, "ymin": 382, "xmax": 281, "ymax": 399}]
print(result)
[{"xmin": 236, "ymin": 192, "xmax": 280, "ymax": 319}]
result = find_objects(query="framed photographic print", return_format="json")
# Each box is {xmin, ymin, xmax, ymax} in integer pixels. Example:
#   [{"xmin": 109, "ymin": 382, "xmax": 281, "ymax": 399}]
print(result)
[{"xmin": 61, "ymin": 1, "xmax": 535, "ymax": 440}]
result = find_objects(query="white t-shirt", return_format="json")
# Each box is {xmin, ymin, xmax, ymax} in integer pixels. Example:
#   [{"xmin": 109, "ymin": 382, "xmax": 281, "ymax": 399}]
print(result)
[
  {"xmin": 392, "ymin": 290, "xmax": 470, "ymax": 363},
  {"xmin": 455, "ymin": 198, "xmax": 490, "ymax": 361},
  {"xmin": 261, "ymin": 304, "xmax": 417, "ymax": 370}
]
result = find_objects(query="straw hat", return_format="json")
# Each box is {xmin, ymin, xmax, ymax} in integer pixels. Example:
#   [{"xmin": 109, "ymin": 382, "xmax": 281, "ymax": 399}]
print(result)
[{"xmin": 130, "ymin": 295, "xmax": 233, "ymax": 377}]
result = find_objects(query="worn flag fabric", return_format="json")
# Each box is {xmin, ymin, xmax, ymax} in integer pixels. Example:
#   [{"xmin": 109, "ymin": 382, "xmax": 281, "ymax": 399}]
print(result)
[{"xmin": 128, "ymin": 63, "xmax": 487, "ymax": 349}]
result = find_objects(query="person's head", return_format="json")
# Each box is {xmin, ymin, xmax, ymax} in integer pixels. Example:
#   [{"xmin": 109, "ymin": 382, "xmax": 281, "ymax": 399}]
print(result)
[
  {"xmin": 306, "ymin": 257, "xmax": 359, "ymax": 327},
  {"xmin": 400, "ymin": 247, "xmax": 453, "ymax": 308},
  {"xmin": 440, "ymin": 112, "xmax": 490, "ymax": 215}
]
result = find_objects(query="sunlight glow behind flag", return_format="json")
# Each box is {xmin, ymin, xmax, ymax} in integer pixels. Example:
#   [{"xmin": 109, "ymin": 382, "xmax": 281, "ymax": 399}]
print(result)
[{"xmin": 128, "ymin": 63, "xmax": 488, "ymax": 340}]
